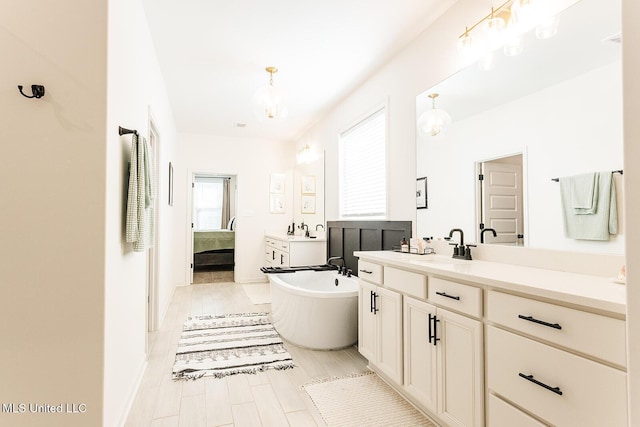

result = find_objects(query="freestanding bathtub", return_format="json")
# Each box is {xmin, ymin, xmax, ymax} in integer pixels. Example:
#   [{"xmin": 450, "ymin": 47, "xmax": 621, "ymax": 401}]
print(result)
[{"xmin": 268, "ymin": 270, "xmax": 359, "ymax": 350}]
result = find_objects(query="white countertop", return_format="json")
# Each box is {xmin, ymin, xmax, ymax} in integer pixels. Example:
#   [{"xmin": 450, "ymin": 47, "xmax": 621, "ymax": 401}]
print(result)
[
  {"xmin": 354, "ymin": 251, "xmax": 626, "ymax": 315},
  {"xmin": 265, "ymin": 233, "xmax": 326, "ymax": 242}
]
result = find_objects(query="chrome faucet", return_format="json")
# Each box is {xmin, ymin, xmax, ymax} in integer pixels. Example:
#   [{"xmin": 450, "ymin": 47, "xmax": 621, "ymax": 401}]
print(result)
[{"xmin": 480, "ymin": 228, "xmax": 497, "ymax": 243}]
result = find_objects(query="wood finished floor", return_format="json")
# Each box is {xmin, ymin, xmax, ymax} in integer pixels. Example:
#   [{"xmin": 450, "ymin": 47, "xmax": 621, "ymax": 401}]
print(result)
[{"xmin": 125, "ymin": 279, "xmax": 369, "ymax": 427}]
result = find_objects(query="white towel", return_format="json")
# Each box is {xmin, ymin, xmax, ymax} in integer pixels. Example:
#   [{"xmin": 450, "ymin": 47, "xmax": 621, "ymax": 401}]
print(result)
[
  {"xmin": 559, "ymin": 171, "xmax": 617, "ymax": 241},
  {"xmin": 126, "ymin": 134, "xmax": 156, "ymax": 251},
  {"xmin": 570, "ymin": 172, "xmax": 598, "ymax": 215}
]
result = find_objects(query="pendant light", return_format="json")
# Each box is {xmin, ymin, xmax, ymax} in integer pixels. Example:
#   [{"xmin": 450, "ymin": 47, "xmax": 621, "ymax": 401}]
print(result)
[
  {"xmin": 418, "ymin": 93, "xmax": 451, "ymax": 137},
  {"xmin": 253, "ymin": 66, "xmax": 288, "ymax": 121}
]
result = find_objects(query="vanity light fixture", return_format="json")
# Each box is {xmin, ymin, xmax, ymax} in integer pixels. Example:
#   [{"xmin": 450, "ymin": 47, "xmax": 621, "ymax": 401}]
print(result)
[
  {"xmin": 458, "ymin": 0, "xmax": 560, "ymax": 68},
  {"xmin": 418, "ymin": 93, "xmax": 451, "ymax": 137},
  {"xmin": 296, "ymin": 144, "xmax": 319, "ymax": 164},
  {"xmin": 253, "ymin": 66, "xmax": 289, "ymax": 121}
]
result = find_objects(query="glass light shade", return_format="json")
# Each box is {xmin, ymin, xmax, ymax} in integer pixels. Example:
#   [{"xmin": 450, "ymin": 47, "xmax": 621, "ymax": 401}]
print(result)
[
  {"xmin": 252, "ymin": 84, "xmax": 289, "ymax": 121},
  {"xmin": 536, "ymin": 15, "xmax": 559, "ymax": 39},
  {"xmin": 478, "ymin": 51, "xmax": 496, "ymax": 71},
  {"xmin": 457, "ymin": 33, "xmax": 477, "ymax": 66},
  {"xmin": 482, "ymin": 16, "xmax": 505, "ymax": 50},
  {"xmin": 511, "ymin": 0, "xmax": 540, "ymax": 33},
  {"xmin": 418, "ymin": 108, "xmax": 452, "ymax": 137},
  {"xmin": 503, "ymin": 21, "xmax": 523, "ymax": 56}
]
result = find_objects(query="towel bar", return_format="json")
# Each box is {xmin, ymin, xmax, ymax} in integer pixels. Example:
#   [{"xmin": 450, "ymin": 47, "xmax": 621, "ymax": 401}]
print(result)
[
  {"xmin": 119, "ymin": 126, "xmax": 138, "ymax": 136},
  {"xmin": 551, "ymin": 170, "xmax": 623, "ymax": 182}
]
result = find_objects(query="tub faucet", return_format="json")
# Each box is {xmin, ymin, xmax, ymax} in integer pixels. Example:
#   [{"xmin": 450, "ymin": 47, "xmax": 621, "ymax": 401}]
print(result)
[
  {"xmin": 480, "ymin": 228, "xmax": 497, "ymax": 243},
  {"xmin": 327, "ymin": 256, "xmax": 345, "ymax": 269}
]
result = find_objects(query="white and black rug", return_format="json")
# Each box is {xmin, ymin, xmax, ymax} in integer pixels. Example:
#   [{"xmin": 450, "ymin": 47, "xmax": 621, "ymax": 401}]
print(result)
[{"xmin": 172, "ymin": 312, "xmax": 294, "ymax": 380}]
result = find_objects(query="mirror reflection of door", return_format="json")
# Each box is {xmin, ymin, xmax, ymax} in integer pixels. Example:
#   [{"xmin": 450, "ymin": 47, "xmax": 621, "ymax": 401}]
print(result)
[{"xmin": 478, "ymin": 154, "xmax": 524, "ymax": 246}]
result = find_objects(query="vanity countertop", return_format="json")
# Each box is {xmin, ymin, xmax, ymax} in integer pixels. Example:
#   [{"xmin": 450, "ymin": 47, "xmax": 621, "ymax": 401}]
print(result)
[
  {"xmin": 265, "ymin": 233, "xmax": 326, "ymax": 242},
  {"xmin": 354, "ymin": 251, "xmax": 626, "ymax": 315}
]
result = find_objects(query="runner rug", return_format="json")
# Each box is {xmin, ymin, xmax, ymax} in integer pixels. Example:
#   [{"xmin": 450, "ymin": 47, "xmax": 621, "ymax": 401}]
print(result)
[
  {"xmin": 302, "ymin": 372, "xmax": 436, "ymax": 426},
  {"xmin": 172, "ymin": 312, "xmax": 294, "ymax": 380}
]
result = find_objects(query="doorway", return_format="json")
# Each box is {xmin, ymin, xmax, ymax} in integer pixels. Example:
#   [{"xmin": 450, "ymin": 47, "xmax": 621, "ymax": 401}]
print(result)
[
  {"xmin": 476, "ymin": 154, "xmax": 525, "ymax": 246},
  {"xmin": 189, "ymin": 173, "xmax": 237, "ymax": 284},
  {"xmin": 146, "ymin": 117, "xmax": 161, "ymax": 351}
]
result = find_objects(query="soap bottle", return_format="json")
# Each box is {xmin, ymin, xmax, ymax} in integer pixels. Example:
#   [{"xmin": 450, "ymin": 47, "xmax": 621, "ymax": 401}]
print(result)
[{"xmin": 401, "ymin": 236, "xmax": 409, "ymax": 253}]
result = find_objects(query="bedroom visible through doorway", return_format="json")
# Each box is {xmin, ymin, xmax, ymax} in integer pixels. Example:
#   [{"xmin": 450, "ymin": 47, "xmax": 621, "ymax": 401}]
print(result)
[{"xmin": 190, "ymin": 174, "xmax": 237, "ymax": 284}]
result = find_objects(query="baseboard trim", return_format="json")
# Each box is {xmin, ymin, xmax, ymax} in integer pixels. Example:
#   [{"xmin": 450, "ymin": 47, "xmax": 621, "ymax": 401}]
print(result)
[{"xmin": 115, "ymin": 358, "xmax": 148, "ymax": 427}]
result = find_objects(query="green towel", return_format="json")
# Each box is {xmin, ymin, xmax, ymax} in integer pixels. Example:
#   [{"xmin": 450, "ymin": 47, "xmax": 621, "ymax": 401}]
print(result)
[
  {"xmin": 559, "ymin": 171, "xmax": 617, "ymax": 240},
  {"xmin": 571, "ymin": 172, "xmax": 598, "ymax": 215},
  {"xmin": 126, "ymin": 134, "xmax": 156, "ymax": 252}
]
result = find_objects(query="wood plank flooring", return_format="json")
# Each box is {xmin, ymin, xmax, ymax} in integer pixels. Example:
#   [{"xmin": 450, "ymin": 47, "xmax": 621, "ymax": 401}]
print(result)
[{"xmin": 125, "ymin": 280, "xmax": 369, "ymax": 427}]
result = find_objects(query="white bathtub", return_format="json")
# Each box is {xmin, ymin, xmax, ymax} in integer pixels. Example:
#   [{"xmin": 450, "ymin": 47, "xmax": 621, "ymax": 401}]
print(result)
[{"xmin": 268, "ymin": 270, "xmax": 358, "ymax": 350}]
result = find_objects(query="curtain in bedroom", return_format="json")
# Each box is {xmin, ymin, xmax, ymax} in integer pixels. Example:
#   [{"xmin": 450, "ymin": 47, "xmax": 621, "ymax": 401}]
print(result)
[{"xmin": 221, "ymin": 178, "xmax": 231, "ymax": 229}]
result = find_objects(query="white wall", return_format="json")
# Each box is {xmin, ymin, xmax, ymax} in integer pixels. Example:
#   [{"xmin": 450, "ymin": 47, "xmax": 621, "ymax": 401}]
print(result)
[
  {"xmin": 176, "ymin": 134, "xmax": 294, "ymax": 284},
  {"xmin": 105, "ymin": 0, "xmax": 178, "ymax": 425},
  {"xmin": 417, "ymin": 61, "xmax": 624, "ymax": 253},
  {"xmin": 622, "ymin": 0, "xmax": 640, "ymax": 423},
  {"xmin": 0, "ymin": 2, "xmax": 107, "ymax": 426}
]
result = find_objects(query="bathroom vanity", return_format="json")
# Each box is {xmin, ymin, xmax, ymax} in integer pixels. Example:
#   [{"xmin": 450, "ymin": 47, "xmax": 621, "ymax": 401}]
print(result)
[
  {"xmin": 264, "ymin": 234, "xmax": 326, "ymax": 267},
  {"xmin": 354, "ymin": 250, "xmax": 627, "ymax": 427}
]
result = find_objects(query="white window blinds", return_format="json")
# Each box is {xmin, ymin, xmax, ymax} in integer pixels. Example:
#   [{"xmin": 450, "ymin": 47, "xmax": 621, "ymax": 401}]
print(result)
[
  {"xmin": 339, "ymin": 107, "xmax": 387, "ymax": 218},
  {"xmin": 193, "ymin": 177, "xmax": 223, "ymax": 230}
]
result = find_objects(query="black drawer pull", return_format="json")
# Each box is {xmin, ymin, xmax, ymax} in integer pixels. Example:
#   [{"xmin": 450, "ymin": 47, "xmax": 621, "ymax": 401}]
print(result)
[
  {"xmin": 436, "ymin": 291, "xmax": 460, "ymax": 301},
  {"xmin": 518, "ymin": 315, "xmax": 562, "ymax": 330},
  {"xmin": 359, "ymin": 269, "xmax": 373, "ymax": 274},
  {"xmin": 370, "ymin": 291, "xmax": 375, "ymax": 313},
  {"xmin": 518, "ymin": 373, "xmax": 563, "ymax": 396}
]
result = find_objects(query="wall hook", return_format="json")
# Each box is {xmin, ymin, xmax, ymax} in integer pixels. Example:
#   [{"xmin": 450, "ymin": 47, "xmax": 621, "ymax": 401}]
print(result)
[{"xmin": 18, "ymin": 84, "xmax": 45, "ymax": 99}]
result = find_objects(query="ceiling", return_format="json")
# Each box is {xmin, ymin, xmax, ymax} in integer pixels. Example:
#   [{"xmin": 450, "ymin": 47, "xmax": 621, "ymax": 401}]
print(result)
[{"xmin": 142, "ymin": 0, "xmax": 455, "ymax": 142}]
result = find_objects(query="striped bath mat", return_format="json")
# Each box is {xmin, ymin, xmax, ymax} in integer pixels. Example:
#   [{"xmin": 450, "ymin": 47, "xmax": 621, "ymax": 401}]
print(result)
[{"xmin": 172, "ymin": 312, "xmax": 294, "ymax": 380}]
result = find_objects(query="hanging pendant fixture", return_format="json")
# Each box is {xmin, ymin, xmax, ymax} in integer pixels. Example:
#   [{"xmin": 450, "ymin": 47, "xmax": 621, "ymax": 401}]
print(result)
[
  {"xmin": 253, "ymin": 66, "xmax": 289, "ymax": 122},
  {"xmin": 418, "ymin": 93, "xmax": 451, "ymax": 137}
]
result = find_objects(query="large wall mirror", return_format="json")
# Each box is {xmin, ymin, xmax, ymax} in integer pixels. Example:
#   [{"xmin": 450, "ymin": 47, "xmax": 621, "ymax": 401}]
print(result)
[
  {"xmin": 416, "ymin": 0, "xmax": 623, "ymax": 254},
  {"xmin": 293, "ymin": 148, "xmax": 325, "ymax": 235}
]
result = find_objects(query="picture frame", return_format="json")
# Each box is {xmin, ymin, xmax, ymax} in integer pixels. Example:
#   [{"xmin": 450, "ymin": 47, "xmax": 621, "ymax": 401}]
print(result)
[
  {"xmin": 270, "ymin": 193, "xmax": 285, "ymax": 214},
  {"xmin": 168, "ymin": 162, "xmax": 174, "ymax": 206},
  {"xmin": 270, "ymin": 173, "xmax": 286, "ymax": 193},
  {"xmin": 301, "ymin": 175, "xmax": 316, "ymax": 194},
  {"xmin": 416, "ymin": 176, "xmax": 427, "ymax": 209},
  {"xmin": 301, "ymin": 195, "xmax": 316, "ymax": 214}
]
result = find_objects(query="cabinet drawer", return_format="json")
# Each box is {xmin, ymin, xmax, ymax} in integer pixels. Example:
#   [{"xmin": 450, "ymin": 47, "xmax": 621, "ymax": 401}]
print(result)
[
  {"xmin": 488, "ymin": 291, "xmax": 626, "ymax": 367},
  {"xmin": 358, "ymin": 260, "xmax": 383, "ymax": 285},
  {"xmin": 278, "ymin": 240, "xmax": 289, "ymax": 252},
  {"xmin": 428, "ymin": 277, "xmax": 482, "ymax": 318},
  {"xmin": 487, "ymin": 327, "xmax": 627, "ymax": 427},
  {"xmin": 384, "ymin": 267, "xmax": 426, "ymax": 299},
  {"xmin": 265, "ymin": 248, "xmax": 275, "ymax": 263},
  {"xmin": 489, "ymin": 394, "xmax": 546, "ymax": 427}
]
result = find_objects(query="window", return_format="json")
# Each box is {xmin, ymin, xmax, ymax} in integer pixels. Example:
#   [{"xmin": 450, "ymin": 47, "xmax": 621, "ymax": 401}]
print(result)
[
  {"xmin": 193, "ymin": 176, "xmax": 224, "ymax": 230},
  {"xmin": 339, "ymin": 107, "xmax": 387, "ymax": 218}
]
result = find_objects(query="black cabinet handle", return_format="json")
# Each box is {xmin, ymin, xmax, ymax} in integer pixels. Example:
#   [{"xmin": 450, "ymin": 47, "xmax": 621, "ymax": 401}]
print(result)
[
  {"xmin": 370, "ymin": 291, "xmax": 374, "ymax": 313},
  {"xmin": 518, "ymin": 315, "xmax": 562, "ymax": 330},
  {"xmin": 373, "ymin": 292, "xmax": 379, "ymax": 314},
  {"xmin": 280, "ymin": 254, "xmax": 284, "ymax": 264},
  {"xmin": 518, "ymin": 373, "xmax": 563, "ymax": 395},
  {"xmin": 436, "ymin": 291, "xmax": 461, "ymax": 301},
  {"xmin": 359, "ymin": 269, "xmax": 373, "ymax": 274},
  {"xmin": 429, "ymin": 313, "xmax": 440, "ymax": 346},
  {"xmin": 272, "ymin": 250, "xmax": 275, "ymax": 261}
]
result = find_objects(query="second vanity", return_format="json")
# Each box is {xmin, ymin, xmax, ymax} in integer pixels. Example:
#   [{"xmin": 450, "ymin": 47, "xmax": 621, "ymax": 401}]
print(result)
[
  {"xmin": 264, "ymin": 233, "xmax": 326, "ymax": 267},
  {"xmin": 354, "ymin": 250, "xmax": 627, "ymax": 427}
]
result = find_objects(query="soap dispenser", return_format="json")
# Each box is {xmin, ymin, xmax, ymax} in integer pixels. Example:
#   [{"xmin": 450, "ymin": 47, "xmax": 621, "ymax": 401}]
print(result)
[{"xmin": 401, "ymin": 236, "xmax": 409, "ymax": 253}]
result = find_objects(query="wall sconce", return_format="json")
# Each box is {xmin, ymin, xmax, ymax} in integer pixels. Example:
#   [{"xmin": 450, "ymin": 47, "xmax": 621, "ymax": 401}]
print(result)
[
  {"xmin": 458, "ymin": 0, "xmax": 561, "ymax": 69},
  {"xmin": 296, "ymin": 144, "xmax": 319, "ymax": 164}
]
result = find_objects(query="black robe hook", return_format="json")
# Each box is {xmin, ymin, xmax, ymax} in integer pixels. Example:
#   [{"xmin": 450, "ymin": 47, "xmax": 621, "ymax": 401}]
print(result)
[{"xmin": 18, "ymin": 85, "xmax": 45, "ymax": 99}]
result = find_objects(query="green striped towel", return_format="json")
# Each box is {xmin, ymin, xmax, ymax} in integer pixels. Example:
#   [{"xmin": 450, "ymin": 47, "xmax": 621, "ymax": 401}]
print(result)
[{"xmin": 126, "ymin": 134, "xmax": 156, "ymax": 251}]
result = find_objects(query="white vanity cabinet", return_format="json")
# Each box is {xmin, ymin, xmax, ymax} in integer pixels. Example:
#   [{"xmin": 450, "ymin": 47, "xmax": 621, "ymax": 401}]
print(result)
[
  {"xmin": 487, "ymin": 290, "xmax": 628, "ymax": 427},
  {"xmin": 358, "ymin": 263, "xmax": 403, "ymax": 384},
  {"xmin": 404, "ymin": 296, "xmax": 484, "ymax": 427},
  {"xmin": 354, "ymin": 250, "xmax": 627, "ymax": 427},
  {"xmin": 264, "ymin": 235, "xmax": 325, "ymax": 267}
]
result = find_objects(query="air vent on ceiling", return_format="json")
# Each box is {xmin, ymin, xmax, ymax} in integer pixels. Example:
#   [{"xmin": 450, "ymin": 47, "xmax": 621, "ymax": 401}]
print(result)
[
  {"xmin": 235, "ymin": 122, "xmax": 247, "ymax": 128},
  {"xmin": 602, "ymin": 32, "xmax": 622, "ymax": 44}
]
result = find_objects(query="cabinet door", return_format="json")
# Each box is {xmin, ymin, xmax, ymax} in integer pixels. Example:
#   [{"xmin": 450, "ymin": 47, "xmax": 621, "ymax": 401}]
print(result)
[
  {"xmin": 358, "ymin": 281, "xmax": 377, "ymax": 362},
  {"xmin": 377, "ymin": 286, "xmax": 403, "ymax": 384},
  {"xmin": 437, "ymin": 308, "xmax": 484, "ymax": 427},
  {"xmin": 403, "ymin": 297, "xmax": 438, "ymax": 414}
]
